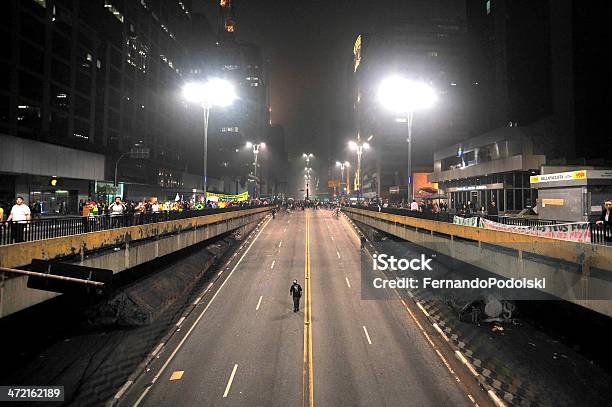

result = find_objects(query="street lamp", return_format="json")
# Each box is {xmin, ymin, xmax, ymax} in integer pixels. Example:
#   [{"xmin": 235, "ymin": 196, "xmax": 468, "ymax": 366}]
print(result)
[
  {"xmin": 246, "ymin": 141, "xmax": 265, "ymax": 198},
  {"xmin": 302, "ymin": 153, "xmax": 314, "ymax": 200},
  {"xmin": 378, "ymin": 76, "xmax": 436, "ymax": 201},
  {"xmin": 302, "ymin": 152, "xmax": 314, "ymax": 165},
  {"xmin": 348, "ymin": 138, "xmax": 370, "ymax": 197},
  {"xmin": 303, "ymin": 166, "xmax": 313, "ymax": 200},
  {"xmin": 183, "ymin": 78, "xmax": 236, "ymax": 202},
  {"xmin": 335, "ymin": 161, "xmax": 350, "ymax": 195}
]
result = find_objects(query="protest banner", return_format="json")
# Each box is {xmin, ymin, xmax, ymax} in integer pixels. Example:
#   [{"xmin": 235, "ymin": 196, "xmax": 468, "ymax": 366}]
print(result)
[{"xmin": 480, "ymin": 218, "xmax": 591, "ymax": 243}]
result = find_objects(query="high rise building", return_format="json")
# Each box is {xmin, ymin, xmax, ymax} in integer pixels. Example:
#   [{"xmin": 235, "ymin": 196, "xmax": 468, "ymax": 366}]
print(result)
[
  {"xmin": 465, "ymin": 0, "xmax": 612, "ymax": 164},
  {"xmin": 188, "ymin": 0, "xmax": 271, "ymax": 196},
  {"xmin": 349, "ymin": 1, "xmax": 470, "ymax": 199},
  {"xmin": 0, "ymin": 0, "xmax": 209, "ymax": 211}
]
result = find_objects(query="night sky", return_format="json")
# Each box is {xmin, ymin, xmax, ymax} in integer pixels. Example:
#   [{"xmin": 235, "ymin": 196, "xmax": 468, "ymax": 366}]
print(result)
[{"xmin": 195, "ymin": 0, "xmax": 443, "ymax": 161}]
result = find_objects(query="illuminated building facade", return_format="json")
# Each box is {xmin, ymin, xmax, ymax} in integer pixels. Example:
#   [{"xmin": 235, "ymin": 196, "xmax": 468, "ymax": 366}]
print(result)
[
  {"xmin": 0, "ymin": 0, "xmax": 211, "ymax": 210},
  {"xmin": 349, "ymin": 2, "xmax": 471, "ymax": 199}
]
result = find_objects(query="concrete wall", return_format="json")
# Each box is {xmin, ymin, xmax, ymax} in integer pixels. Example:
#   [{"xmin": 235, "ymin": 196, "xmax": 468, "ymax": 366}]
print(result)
[
  {"xmin": 0, "ymin": 133, "xmax": 105, "ymax": 180},
  {"xmin": 0, "ymin": 207, "xmax": 269, "ymax": 318},
  {"xmin": 344, "ymin": 207, "xmax": 612, "ymax": 318}
]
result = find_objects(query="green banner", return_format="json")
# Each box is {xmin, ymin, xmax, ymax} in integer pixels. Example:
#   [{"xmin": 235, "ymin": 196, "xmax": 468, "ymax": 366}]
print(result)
[
  {"xmin": 206, "ymin": 191, "xmax": 249, "ymax": 202},
  {"xmin": 453, "ymin": 216, "xmax": 481, "ymax": 227}
]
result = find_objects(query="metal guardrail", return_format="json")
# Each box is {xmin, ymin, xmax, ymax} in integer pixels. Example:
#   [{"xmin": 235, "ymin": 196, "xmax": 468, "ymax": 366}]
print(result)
[
  {"xmin": 0, "ymin": 206, "xmax": 270, "ymax": 246},
  {"xmin": 352, "ymin": 205, "xmax": 612, "ymax": 245}
]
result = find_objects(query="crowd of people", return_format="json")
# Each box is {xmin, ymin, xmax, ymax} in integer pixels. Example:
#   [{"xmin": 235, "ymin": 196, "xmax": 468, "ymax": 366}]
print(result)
[{"xmin": 77, "ymin": 196, "xmax": 270, "ymax": 218}]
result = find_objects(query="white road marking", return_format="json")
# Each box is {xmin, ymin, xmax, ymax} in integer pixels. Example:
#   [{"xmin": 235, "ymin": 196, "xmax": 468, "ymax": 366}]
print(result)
[
  {"xmin": 256, "ymin": 296, "xmax": 263, "ymax": 311},
  {"xmin": 345, "ymin": 277, "xmax": 351, "ymax": 288},
  {"xmin": 336, "ymin": 251, "xmax": 341, "ymax": 259},
  {"xmin": 113, "ymin": 380, "xmax": 133, "ymax": 400},
  {"xmin": 362, "ymin": 326, "xmax": 372, "ymax": 345},
  {"xmin": 279, "ymin": 241, "xmax": 282, "ymax": 248},
  {"xmin": 223, "ymin": 364, "xmax": 238, "ymax": 398},
  {"xmin": 270, "ymin": 260, "xmax": 275, "ymax": 269},
  {"xmin": 175, "ymin": 316, "xmax": 185, "ymax": 327},
  {"xmin": 131, "ymin": 217, "xmax": 271, "ymax": 407},
  {"xmin": 416, "ymin": 302, "xmax": 430, "ymax": 316}
]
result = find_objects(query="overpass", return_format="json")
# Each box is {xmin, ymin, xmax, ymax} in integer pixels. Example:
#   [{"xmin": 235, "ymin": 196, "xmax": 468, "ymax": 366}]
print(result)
[
  {"xmin": 0, "ymin": 207, "xmax": 270, "ymax": 318},
  {"xmin": 343, "ymin": 206, "xmax": 612, "ymax": 318}
]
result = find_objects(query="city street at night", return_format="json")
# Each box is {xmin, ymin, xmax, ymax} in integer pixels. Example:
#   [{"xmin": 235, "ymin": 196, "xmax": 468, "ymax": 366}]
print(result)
[{"xmin": 2, "ymin": 1, "xmax": 612, "ymax": 406}]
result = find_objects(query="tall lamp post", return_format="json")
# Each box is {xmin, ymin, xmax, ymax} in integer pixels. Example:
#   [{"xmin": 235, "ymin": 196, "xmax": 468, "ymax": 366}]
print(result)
[
  {"xmin": 246, "ymin": 141, "xmax": 265, "ymax": 198},
  {"xmin": 348, "ymin": 138, "xmax": 370, "ymax": 199},
  {"xmin": 304, "ymin": 167, "xmax": 313, "ymax": 200},
  {"xmin": 183, "ymin": 79, "xmax": 236, "ymax": 202},
  {"xmin": 302, "ymin": 153, "xmax": 314, "ymax": 200},
  {"xmin": 335, "ymin": 161, "xmax": 350, "ymax": 195},
  {"xmin": 379, "ymin": 76, "xmax": 436, "ymax": 202}
]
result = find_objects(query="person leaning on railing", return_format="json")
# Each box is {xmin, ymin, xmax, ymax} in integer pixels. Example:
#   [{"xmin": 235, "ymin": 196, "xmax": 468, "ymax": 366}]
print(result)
[
  {"xmin": 596, "ymin": 200, "xmax": 612, "ymax": 242},
  {"xmin": 6, "ymin": 196, "xmax": 31, "ymax": 243}
]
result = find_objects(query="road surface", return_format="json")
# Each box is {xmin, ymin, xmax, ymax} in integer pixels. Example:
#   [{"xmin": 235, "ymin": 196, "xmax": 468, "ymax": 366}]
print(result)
[{"xmin": 119, "ymin": 209, "xmax": 477, "ymax": 407}]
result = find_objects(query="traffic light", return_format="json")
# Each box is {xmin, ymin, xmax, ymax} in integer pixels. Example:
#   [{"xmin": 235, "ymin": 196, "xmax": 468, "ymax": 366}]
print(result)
[{"xmin": 49, "ymin": 177, "xmax": 58, "ymax": 187}]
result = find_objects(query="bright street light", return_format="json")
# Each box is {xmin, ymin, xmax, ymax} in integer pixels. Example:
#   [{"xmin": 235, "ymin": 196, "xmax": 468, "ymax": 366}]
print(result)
[
  {"xmin": 246, "ymin": 141, "xmax": 266, "ymax": 198},
  {"xmin": 183, "ymin": 78, "xmax": 237, "ymax": 202},
  {"xmin": 378, "ymin": 76, "xmax": 436, "ymax": 113},
  {"xmin": 182, "ymin": 79, "xmax": 237, "ymax": 107},
  {"xmin": 336, "ymin": 161, "xmax": 350, "ymax": 195},
  {"xmin": 348, "ymin": 138, "xmax": 369, "ymax": 197},
  {"xmin": 379, "ymin": 76, "xmax": 437, "ymax": 201}
]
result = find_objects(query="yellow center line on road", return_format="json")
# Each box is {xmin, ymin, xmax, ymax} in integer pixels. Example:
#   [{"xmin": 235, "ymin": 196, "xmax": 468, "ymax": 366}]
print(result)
[{"xmin": 303, "ymin": 211, "xmax": 314, "ymax": 407}]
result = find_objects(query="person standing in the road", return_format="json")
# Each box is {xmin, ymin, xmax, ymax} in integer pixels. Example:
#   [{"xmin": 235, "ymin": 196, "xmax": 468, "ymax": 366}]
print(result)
[{"xmin": 290, "ymin": 280, "xmax": 302, "ymax": 312}]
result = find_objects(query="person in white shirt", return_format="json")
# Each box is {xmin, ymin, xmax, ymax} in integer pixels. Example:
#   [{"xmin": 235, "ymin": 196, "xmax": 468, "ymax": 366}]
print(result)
[
  {"xmin": 410, "ymin": 199, "xmax": 419, "ymax": 211},
  {"xmin": 108, "ymin": 196, "xmax": 126, "ymax": 227},
  {"xmin": 7, "ymin": 196, "xmax": 31, "ymax": 243}
]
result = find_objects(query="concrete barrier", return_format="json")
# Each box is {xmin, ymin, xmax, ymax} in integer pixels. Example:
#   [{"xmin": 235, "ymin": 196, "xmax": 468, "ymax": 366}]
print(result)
[
  {"xmin": 344, "ymin": 207, "xmax": 612, "ymax": 318},
  {"xmin": 0, "ymin": 208, "xmax": 269, "ymax": 319}
]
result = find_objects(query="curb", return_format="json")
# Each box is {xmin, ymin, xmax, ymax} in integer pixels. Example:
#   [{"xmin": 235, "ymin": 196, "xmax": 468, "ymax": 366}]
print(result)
[{"xmin": 106, "ymin": 216, "xmax": 268, "ymax": 407}]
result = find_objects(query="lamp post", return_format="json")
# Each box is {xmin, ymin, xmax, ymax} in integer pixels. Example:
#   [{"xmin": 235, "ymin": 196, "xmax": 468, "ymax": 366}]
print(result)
[
  {"xmin": 348, "ymin": 138, "xmax": 370, "ymax": 199},
  {"xmin": 183, "ymin": 79, "xmax": 236, "ymax": 202},
  {"xmin": 302, "ymin": 153, "xmax": 314, "ymax": 200},
  {"xmin": 304, "ymin": 166, "xmax": 313, "ymax": 200},
  {"xmin": 335, "ymin": 161, "xmax": 350, "ymax": 195},
  {"xmin": 246, "ymin": 141, "xmax": 265, "ymax": 198},
  {"xmin": 378, "ymin": 76, "xmax": 436, "ymax": 201}
]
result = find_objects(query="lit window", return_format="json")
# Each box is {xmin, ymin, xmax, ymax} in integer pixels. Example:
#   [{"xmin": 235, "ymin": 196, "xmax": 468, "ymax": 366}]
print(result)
[
  {"xmin": 104, "ymin": 1, "xmax": 124, "ymax": 23},
  {"xmin": 428, "ymin": 51, "xmax": 438, "ymax": 57},
  {"xmin": 486, "ymin": 0, "xmax": 491, "ymax": 15}
]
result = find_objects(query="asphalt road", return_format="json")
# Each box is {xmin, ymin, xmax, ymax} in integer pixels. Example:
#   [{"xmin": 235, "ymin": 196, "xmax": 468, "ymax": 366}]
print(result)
[{"xmin": 119, "ymin": 209, "xmax": 476, "ymax": 407}]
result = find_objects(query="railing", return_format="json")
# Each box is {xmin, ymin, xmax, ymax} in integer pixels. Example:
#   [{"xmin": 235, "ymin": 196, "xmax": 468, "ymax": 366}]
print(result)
[
  {"xmin": 351, "ymin": 205, "xmax": 612, "ymax": 245},
  {"xmin": 0, "ymin": 205, "xmax": 270, "ymax": 246}
]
